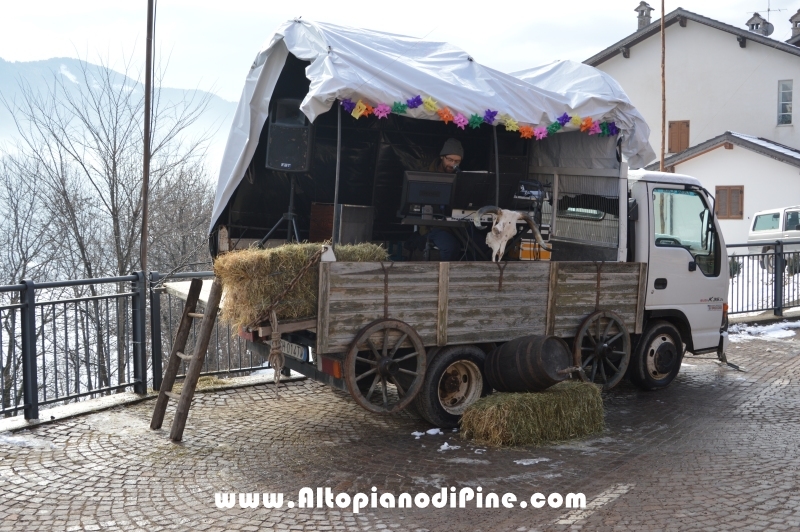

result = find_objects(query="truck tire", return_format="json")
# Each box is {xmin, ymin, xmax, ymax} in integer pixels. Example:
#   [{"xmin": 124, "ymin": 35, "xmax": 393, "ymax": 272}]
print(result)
[
  {"xmin": 629, "ymin": 321, "xmax": 683, "ymax": 391},
  {"xmin": 413, "ymin": 345, "xmax": 491, "ymax": 429}
]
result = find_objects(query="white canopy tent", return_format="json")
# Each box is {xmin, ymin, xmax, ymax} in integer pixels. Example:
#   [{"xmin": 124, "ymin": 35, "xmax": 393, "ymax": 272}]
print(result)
[{"xmin": 210, "ymin": 19, "xmax": 655, "ymax": 231}]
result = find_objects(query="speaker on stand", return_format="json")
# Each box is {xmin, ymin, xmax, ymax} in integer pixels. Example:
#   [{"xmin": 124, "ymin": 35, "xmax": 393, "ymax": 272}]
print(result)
[{"xmin": 259, "ymin": 99, "xmax": 313, "ymax": 247}]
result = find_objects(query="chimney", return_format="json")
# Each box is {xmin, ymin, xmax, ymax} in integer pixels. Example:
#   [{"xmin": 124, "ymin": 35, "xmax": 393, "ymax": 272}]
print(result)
[
  {"xmin": 791, "ymin": 9, "xmax": 800, "ymax": 38},
  {"xmin": 746, "ymin": 12, "xmax": 774, "ymax": 36},
  {"xmin": 635, "ymin": 1, "xmax": 654, "ymax": 30}
]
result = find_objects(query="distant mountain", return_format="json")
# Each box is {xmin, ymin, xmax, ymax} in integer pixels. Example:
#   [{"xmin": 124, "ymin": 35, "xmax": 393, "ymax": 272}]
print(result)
[{"xmin": 0, "ymin": 57, "xmax": 237, "ymax": 175}]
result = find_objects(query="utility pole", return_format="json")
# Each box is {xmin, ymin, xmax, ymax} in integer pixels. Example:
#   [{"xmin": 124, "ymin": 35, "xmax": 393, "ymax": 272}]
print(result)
[
  {"xmin": 660, "ymin": 0, "xmax": 666, "ymax": 172},
  {"xmin": 141, "ymin": 0, "xmax": 155, "ymax": 273}
]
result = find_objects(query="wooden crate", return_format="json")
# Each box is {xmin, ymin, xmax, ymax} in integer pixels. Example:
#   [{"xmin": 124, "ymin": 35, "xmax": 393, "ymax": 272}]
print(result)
[{"xmin": 316, "ymin": 261, "xmax": 646, "ymax": 355}]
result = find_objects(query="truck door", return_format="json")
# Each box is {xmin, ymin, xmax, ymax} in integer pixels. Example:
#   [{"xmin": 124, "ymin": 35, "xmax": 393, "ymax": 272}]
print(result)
[{"xmin": 646, "ymin": 185, "xmax": 726, "ymax": 351}]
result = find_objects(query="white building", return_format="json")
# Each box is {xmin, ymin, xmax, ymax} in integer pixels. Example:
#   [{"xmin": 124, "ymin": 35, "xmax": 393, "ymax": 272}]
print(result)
[{"xmin": 584, "ymin": 5, "xmax": 800, "ymax": 244}]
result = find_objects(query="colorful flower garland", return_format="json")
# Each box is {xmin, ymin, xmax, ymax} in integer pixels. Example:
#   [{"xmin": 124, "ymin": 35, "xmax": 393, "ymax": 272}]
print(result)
[{"xmin": 339, "ymin": 96, "xmax": 620, "ymax": 141}]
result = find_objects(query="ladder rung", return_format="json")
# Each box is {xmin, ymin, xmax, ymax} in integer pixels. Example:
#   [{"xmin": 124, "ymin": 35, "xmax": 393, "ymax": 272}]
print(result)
[
  {"xmin": 164, "ymin": 391, "xmax": 181, "ymax": 400},
  {"xmin": 176, "ymin": 351, "xmax": 194, "ymax": 360},
  {"xmin": 188, "ymin": 312, "xmax": 204, "ymax": 319}
]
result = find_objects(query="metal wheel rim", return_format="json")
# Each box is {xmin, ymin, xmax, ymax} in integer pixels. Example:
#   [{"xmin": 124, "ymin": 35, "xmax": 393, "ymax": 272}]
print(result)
[
  {"xmin": 645, "ymin": 334, "xmax": 677, "ymax": 380},
  {"xmin": 437, "ymin": 359, "xmax": 483, "ymax": 415},
  {"xmin": 573, "ymin": 310, "xmax": 631, "ymax": 391},
  {"xmin": 344, "ymin": 319, "xmax": 426, "ymax": 414}
]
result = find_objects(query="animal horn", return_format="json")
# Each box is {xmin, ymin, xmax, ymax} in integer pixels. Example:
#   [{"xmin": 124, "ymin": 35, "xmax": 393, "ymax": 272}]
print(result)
[
  {"xmin": 473, "ymin": 205, "xmax": 501, "ymax": 228},
  {"xmin": 519, "ymin": 212, "xmax": 551, "ymax": 251}
]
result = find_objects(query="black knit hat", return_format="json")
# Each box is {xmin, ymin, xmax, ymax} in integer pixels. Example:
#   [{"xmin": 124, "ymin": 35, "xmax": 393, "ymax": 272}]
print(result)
[{"xmin": 440, "ymin": 138, "xmax": 464, "ymax": 158}]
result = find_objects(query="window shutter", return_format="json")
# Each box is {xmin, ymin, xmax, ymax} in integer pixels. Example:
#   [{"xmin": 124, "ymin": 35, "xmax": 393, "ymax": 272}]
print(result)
[
  {"xmin": 667, "ymin": 121, "xmax": 690, "ymax": 153},
  {"xmin": 716, "ymin": 187, "xmax": 729, "ymax": 217},
  {"xmin": 668, "ymin": 122, "xmax": 677, "ymax": 153},
  {"xmin": 730, "ymin": 187, "xmax": 743, "ymax": 218},
  {"xmin": 679, "ymin": 122, "xmax": 690, "ymax": 152}
]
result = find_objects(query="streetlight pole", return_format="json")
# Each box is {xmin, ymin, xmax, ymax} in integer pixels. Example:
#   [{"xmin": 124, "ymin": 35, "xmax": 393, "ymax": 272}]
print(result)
[{"xmin": 141, "ymin": 0, "xmax": 155, "ymax": 274}]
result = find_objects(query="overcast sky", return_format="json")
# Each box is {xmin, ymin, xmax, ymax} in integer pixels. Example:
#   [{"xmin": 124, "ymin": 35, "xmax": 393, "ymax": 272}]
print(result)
[{"xmin": 1, "ymin": 0, "xmax": 797, "ymax": 102}]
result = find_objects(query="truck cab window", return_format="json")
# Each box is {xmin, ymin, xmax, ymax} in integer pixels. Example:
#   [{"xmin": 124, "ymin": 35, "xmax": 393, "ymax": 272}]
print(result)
[
  {"xmin": 653, "ymin": 188, "xmax": 719, "ymax": 276},
  {"xmin": 785, "ymin": 211, "xmax": 800, "ymax": 231}
]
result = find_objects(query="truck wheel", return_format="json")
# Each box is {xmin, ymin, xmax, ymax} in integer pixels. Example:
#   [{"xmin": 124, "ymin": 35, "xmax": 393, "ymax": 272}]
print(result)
[
  {"xmin": 629, "ymin": 321, "xmax": 683, "ymax": 391},
  {"xmin": 413, "ymin": 345, "xmax": 491, "ymax": 429}
]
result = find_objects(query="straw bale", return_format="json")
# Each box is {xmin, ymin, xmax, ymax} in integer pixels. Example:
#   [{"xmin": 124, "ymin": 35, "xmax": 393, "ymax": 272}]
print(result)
[
  {"xmin": 460, "ymin": 381, "xmax": 604, "ymax": 447},
  {"xmin": 214, "ymin": 242, "xmax": 387, "ymax": 329}
]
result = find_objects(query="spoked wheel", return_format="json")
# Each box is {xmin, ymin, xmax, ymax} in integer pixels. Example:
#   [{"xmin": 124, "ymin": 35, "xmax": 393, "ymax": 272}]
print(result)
[
  {"xmin": 573, "ymin": 310, "xmax": 631, "ymax": 391},
  {"xmin": 344, "ymin": 319, "xmax": 427, "ymax": 414}
]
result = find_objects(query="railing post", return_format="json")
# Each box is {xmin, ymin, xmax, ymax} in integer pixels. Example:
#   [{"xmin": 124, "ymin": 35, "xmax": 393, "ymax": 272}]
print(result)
[
  {"xmin": 20, "ymin": 280, "xmax": 39, "ymax": 420},
  {"xmin": 774, "ymin": 241, "xmax": 784, "ymax": 317},
  {"xmin": 131, "ymin": 271, "xmax": 148, "ymax": 394},
  {"xmin": 149, "ymin": 271, "xmax": 163, "ymax": 392}
]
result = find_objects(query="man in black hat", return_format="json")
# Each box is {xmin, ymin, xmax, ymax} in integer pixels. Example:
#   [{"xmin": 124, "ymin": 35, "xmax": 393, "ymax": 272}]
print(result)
[{"xmin": 412, "ymin": 138, "xmax": 463, "ymax": 260}]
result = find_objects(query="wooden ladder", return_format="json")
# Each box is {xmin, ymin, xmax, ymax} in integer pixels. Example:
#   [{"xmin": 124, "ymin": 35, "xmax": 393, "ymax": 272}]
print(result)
[{"xmin": 150, "ymin": 277, "xmax": 223, "ymax": 442}]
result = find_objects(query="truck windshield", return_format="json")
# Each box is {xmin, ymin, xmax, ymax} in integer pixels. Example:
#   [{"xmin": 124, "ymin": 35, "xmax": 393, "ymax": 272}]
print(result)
[
  {"xmin": 752, "ymin": 213, "xmax": 780, "ymax": 231},
  {"xmin": 653, "ymin": 188, "xmax": 719, "ymax": 276}
]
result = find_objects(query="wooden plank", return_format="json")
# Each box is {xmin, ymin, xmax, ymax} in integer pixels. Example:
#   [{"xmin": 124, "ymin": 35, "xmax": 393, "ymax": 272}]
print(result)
[
  {"xmin": 437, "ymin": 262, "xmax": 449, "ymax": 347},
  {"xmin": 257, "ymin": 318, "xmax": 318, "ymax": 337},
  {"xmin": 316, "ymin": 262, "xmax": 331, "ymax": 357},
  {"xmin": 635, "ymin": 262, "xmax": 648, "ymax": 334},
  {"xmin": 545, "ymin": 261, "xmax": 559, "ymax": 335}
]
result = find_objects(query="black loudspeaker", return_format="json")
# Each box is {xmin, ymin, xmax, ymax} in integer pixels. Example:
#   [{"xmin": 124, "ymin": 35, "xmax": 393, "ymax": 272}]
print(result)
[{"xmin": 265, "ymin": 98, "xmax": 312, "ymax": 172}]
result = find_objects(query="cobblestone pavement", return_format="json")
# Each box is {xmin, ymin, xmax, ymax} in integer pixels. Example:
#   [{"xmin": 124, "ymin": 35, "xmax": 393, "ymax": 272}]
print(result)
[{"xmin": 2, "ymin": 334, "xmax": 800, "ymax": 531}]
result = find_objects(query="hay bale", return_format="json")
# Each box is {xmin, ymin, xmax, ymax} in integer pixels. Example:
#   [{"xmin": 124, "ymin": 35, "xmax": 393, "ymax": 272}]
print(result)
[
  {"xmin": 214, "ymin": 242, "xmax": 387, "ymax": 329},
  {"xmin": 460, "ymin": 381, "xmax": 604, "ymax": 447}
]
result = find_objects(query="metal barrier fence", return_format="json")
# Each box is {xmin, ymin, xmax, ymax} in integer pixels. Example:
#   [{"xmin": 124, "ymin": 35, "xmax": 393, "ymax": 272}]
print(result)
[
  {"xmin": 727, "ymin": 241, "xmax": 800, "ymax": 316},
  {"xmin": 0, "ymin": 274, "xmax": 147, "ymax": 419},
  {"xmin": 149, "ymin": 271, "xmax": 269, "ymax": 393}
]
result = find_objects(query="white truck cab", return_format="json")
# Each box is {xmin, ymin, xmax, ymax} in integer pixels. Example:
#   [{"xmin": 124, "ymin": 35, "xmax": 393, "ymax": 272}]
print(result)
[
  {"xmin": 747, "ymin": 206, "xmax": 800, "ymax": 264},
  {"xmin": 625, "ymin": 170, "xmax": 729, "ymax": 389}
]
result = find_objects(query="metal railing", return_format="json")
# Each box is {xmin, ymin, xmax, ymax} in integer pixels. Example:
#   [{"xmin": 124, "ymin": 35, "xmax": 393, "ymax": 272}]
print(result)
[
  {"xmin": 727, "ymin": 240, "xmax": 800, "ymax": 316},
  {"xmin": 1, "ymin": 274, "xmax": 146, "ymax": 419},
  {"xmin": 149, "ymin": 271, "xmax": 268, "ymax": 393}
]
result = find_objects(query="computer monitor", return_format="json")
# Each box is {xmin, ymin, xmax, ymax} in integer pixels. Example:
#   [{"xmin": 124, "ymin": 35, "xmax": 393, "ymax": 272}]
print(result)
[
  {"xmin": 452, "ymin": 171, "xmax": 495, "ymax": 210},
  {"xmin": 399, "ymin": 171, "xmax": 456, "ymax": 218}
]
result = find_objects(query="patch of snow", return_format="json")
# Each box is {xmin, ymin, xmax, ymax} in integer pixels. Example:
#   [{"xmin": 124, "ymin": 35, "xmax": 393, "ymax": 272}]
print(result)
[
  {"xmin": 474, "ymin": 449, "xmax": 486, "ymax": 455},
  {"xmin": 445, "ymin": 458, "xmax": 490, "ymax": 464},
  {"xmin": 411, "ymin": 431, "xmax": 424, "ymax": 439},
  {"xmin": 729, "ymin": 321, "xmax": 800, "ymax": 342},
  {"xmin": 681, "ymin": 363, "xmax": 695, "ymax": 367},
  {"xmin": 250, "ymin": 364, "xmax": 302, "ymax": 378},
  {"xmin": 59, "ymin": 64, "xmax": 78, "ymax": 84},
  {"xmin": 438, "ymin": 442, "xmax": 461, "ymax": 452},
  {"xmin": 514, "ymin": 458, "xmax": 550, "ymax": 466},
  {"xmin": 0, "ymin": 432, "xmax": 56, "ymax": 449},
  {"xmin": 426, "ymin": 428, "xmax": 442, "ymax": 435}
]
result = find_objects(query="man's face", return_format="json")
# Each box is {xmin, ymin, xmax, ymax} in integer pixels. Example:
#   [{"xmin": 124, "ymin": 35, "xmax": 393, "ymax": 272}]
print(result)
[{"xmin": 440, "ymin": 155, "xmax": 462, "ymax": 173}]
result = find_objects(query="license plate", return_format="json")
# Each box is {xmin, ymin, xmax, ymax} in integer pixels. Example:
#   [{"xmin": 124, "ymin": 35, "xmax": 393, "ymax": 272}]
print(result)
[{"xmin": 281, "ymin": 339, "xmax": 308, "ymax": 361}]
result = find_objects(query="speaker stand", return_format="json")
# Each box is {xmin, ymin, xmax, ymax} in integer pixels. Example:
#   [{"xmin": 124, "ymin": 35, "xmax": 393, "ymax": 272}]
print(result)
[{"xmin": 258, "ymin": 175, "xmax": 301, "ymax": 248}]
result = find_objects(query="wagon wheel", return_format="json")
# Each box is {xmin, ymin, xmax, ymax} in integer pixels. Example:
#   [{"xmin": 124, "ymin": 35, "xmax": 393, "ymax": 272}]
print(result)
[
  {"xmin": 573, "ymin": 310, "xmax": 631, "ymax": 391},
  {"xmin": 344, "ymin": 319, "xmax": 427, "ymax": 414}
]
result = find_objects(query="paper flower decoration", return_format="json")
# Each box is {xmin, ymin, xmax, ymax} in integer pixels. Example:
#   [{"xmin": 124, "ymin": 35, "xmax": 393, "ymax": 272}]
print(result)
[
  {"xmin": 374, "ymin": 103, "xmax": 391, "ymax": 119},
  {"xmin": 608, "ymin": 122, "xmax": 620, "ymax": 136},
  {"xmin": 570, "ymin": 115, "xmax": 582, "ymax": 127},
  {"xmin": 341, "ymin": 98, "xmax": 356, "ymax": 113},
  {"xmin": 588, "ymin": 122, "xmax": 602, "ymax": 135},
  {"xmin": 599, "ymin": 121, "xmax": 610, "ymax": 136},
  {"xmin": 483, "ymin": 109, "xmax": 498, "ymax": 125},
  {"xmin": 557, "ymin": 113, "xmax": 571, "ymax": 126},
  {"xmin": 351, "ymin": 100, "xmax": 367, "ymax": 119},
  {"xmin": 519, "ymin": 125, "xmax": 534, "ymax": 139},
  {"xmin": 580, "ymin": 117, "xmax": 593, "ymax": 132},
  {"xmin": 407, "ymin": 95, "xmax": 423, "ymax": 109},
  {"xmin": 454, "ymin": 113, "xmax": 469, "ymax": 129},
  {"xmin": 362, "ymin": 103, "xmax": 374, "ymax": 117},
  {"xmin": 546, "ymin": 121, "xmax": 562, "ymax": 135},
  {"xmin": 423, "ymin": 96, "xmax": 439, "ymax": 112},
  {"xmin": 437, "ymin": 107, "xmax": 454, "ymax": 124},
  {"xmin": 500, "ymin": 114, "xmax": 519, "ymax": 132},
  {"xmin": 533, "ymin": 127, "xmax": 548, "ymax": 140},
  {"xmin": 468, "ymin": 113, "xmax": 484, "ymax": 129},
  {"xmin": 392, "ymin": 102, "xmax": 408, "ymax": 114}
]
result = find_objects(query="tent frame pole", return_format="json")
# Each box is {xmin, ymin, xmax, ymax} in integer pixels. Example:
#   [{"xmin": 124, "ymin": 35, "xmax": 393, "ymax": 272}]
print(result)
[
  {"xmin": 332, "ymin": 104, "xmax": 343, "ymax": 249},
  {"xmin": 493, "ymin": 126, "xmax": 500, "ymax": 205}
]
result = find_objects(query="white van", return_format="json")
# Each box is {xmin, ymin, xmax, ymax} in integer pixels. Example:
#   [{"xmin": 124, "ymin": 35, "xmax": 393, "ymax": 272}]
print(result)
[{"xmin": 747, "ymin": 206, "xmax": 800, "ymax": 270}]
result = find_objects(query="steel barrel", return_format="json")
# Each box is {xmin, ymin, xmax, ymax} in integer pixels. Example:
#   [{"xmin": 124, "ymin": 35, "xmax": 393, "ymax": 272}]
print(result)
[{"xmin": 485, "ymin": 335, "xmax": 571, "ymax": 392}]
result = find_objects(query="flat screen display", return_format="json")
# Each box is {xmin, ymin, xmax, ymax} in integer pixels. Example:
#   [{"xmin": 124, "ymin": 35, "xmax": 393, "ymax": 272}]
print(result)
[{"xmin": 407, "ymin": 181, "xmax": 453, "ymax": 205}]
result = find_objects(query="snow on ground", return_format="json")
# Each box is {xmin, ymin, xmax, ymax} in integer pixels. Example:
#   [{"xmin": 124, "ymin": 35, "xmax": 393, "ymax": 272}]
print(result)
[
  {"xmin": 514, "ymin": 458, "xmax": 550, "ymax": 466},
  {"xmin": 250, "ymin": 363, "xmax": 302, "ymax": 378},
  {"xmin": 0, "ymin": 431, "xmax": 57, "ymax": 449},
  {"xmin": 728, "ymin": 321, "xmax": 800, "ymax": 342},
  {"xmin": 438, "ymin": 442, "xmax": 461, "ymax": 452}
]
